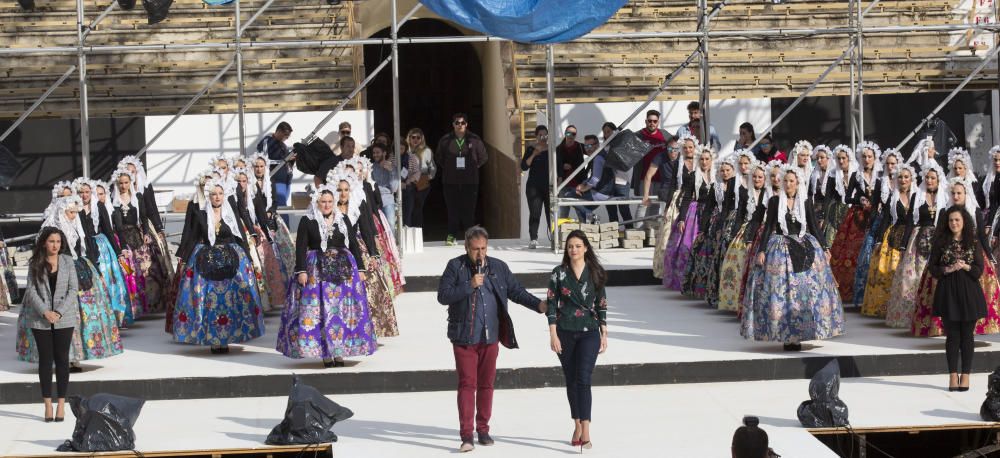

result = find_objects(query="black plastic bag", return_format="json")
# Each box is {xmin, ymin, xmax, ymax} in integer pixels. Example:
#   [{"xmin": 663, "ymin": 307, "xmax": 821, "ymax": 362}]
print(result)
[
  {"xmin": 56, "ymin": 394, "xmax": 145, "ymax": 452},
  {"xmin": 16, "ymin": 0, "xmax": 34, "ymax": 10},
  {"xmin": 605, "ymin": 129, "xmax": 652, "ymax": 172},
  {"xmin": 266, "ymin": 375, "xmax": 354, "ymax": 445},
  {"xmin": 293, "ymin": 139, "xmax": 333, "ymax": 176},
  {"xmin": 119, "ymin": 0, "xmax": 137, "ymax": 10},
  {"xmin": 797, "ymin": 359, "xmax": 849, "ymax": 427},
  {"xmin": 142, "ymin": 0, "xmax": 173, "ymax": 25},
  {"xmin": 981, "ymin": 367, "xmax": 1000, "ymax": 421}
]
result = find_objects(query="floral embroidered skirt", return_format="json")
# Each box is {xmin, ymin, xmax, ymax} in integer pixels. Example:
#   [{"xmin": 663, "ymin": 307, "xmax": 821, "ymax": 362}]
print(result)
[
  {"xmin": 682, "ymin": 210, "xmax": 721, "ymax": 298},
  {"xmin": 92, "ymin": 234, "xmax": 132, "ymax": 325},
  {"xmin": 374, "ymin": 211, "xmax": 404, "ymax": 296},
  {"xmin": 859, "ymin": 226, "xmax": 903, "ymax": 318},
  {"xmin": 276, "ymin": 249, "xmax": 378, "ymax": 359},
  {"xmin": 272, "ymin": 218, "xmax": 296, "ymax": 277},
  {"xmin": 16, "ymin": 258, "xmax": 122, "ymax": 362},
  {"xmin": 821, "ymin": 200, "xmax": 849, "ymax": 250},
  {"xmin": 652, "ymin": 195, "xmax": 680, "ymax": 279},
  {"xmin": 738, "ymin": 223, "xmax": 767, "ymax": 314},
  {"xmin": 717, "ymin": 224, "xmax": 750, "ymax": 312},
  {"xmin": 663, "ymin": 202, "xmax": 700, "ymax": 291},
  {"xmin": 256, "ymin": 226, "xmax": 288, "ymax": 310},
  {"xmin": 138, "ymin": 228, "xmax": 171, "ymax": 314},
  {"xmin": 829, "ymin": 205, "xmax": 868, "ymax": 301},
  {"xmin": 885, "ymin": 226, "xmax": 933, "ymax": 329},
  {"xmin": 705, "ymin": 210, "xmax": 741, "ymax": 308},
  {"xmin": 853, "ymin": 211, "xmax": 884, "ymax": 306},
  {"xmin": 359, "ymin": 235, "xmax": 399, "ymax": 338},
  {"xmin": 0, "ymin": 238, "xmax": 16, "ymax": 311},
  {"xmin": 117, "ymin": 245, "xmax": 145, "ymax": 327},
  {"xmin": 170, "ymin": 243, "xmax": 265, "ymax": 346},
  {"xmin": 741, "ymin": 234, "xmax": 845, "ymax": 343}
]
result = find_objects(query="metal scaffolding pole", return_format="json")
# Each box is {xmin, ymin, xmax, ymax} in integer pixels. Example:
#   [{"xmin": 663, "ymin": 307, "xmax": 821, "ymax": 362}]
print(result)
[
  {"xmin": 391, "ymin": 0, "xmax": 403, "ymax": 252},
  {"xmin": 76, "ymin": 0, "xmax": 91, "ymax": 177},
  {"xmin": 545, "ymin": 44, "xmax": 558, "ymax": 252},
  {"xmin": 698, "ymin": 0, "xmax": 710, "ymax": 142},
  {"xmin": 235, "ymin": 0, "xmax": 246, "ymax": 156},
  {"xmin": 5, "ymin": 23, "xmax": 1000, "ymax": 56},
  {"xmin": 747, "ymin": 43, "xmax": 858, "ymax": 151},
  {"xmin": 0, "ymin": 66, "xmax": 76, "ymax": 143},
  {"xmin": 136, "ymin": 58, "xmax": 238, "ymax": 158},
  {"xmin": 895, "ymin": 42, "xmax": 1000, "ymax": 151}
]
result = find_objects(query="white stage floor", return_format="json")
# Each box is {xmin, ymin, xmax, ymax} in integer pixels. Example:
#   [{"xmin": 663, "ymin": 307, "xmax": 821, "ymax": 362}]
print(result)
[
  {"xmin": 1, "ymin": 374, "xmax": 995, "ymax": 457},
  {"xmin": 1, "ymin": 285, "xmax": 996, "ymax": 384}
]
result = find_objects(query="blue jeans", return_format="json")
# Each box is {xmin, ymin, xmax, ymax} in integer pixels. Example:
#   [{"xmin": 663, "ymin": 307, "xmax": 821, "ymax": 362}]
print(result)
[
  {"xmin": 274, "ymin": 181, "xmax": 291, "ymax": 225},
  {"xmin": 382, "ymin": 200, "xmax": 397, "ymax": 233},
  {"xmin": 606, "ymin": 184, "xmax": 633, "ymax": 227},
  {"xmin": 556, "ymin": 328, "xmax": 601, "ymax": 421},
  {"xmin": 558, "ymin": 188, "xmax": 598, "ymax": 221}
]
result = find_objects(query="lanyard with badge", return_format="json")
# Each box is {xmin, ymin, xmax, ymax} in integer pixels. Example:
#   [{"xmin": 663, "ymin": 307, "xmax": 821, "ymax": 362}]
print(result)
[{"xmin": 455, "ymin": 136, "xmax": 467, "ymax": 170}]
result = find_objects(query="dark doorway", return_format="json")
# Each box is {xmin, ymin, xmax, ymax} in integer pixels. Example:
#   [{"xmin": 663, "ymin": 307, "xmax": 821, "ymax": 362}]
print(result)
[{"xmin": 364, "ymin": 19, "xmax": 483, "ymax": 241}]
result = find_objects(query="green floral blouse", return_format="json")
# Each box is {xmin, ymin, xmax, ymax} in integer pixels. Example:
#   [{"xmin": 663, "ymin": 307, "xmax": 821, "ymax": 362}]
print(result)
[{"xmin": 546, "ymin": 264, "xmax": 608, "ymax": 331}]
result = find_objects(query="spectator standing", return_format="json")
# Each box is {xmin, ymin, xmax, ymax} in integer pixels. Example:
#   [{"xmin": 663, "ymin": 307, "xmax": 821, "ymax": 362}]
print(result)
[
  {"xmin": 371, "ymin": 143, "xmax": 400, "ymax": 231},
  {"xmin": 256, "ymin": 122, "xmax": 295, "ymax": 223},
  {"xmin": 753, "ymin": 133, "xmax": 787, "ymax": 163},
  {"xmin": 331, "ymin": 121, "xmax": 351, "ymax": 156},
  {"xmin": 407, "ymin": 128, "xmax": 436, "ymax": 228},
  {"xmin": 735, "ymin": 122, "xmax": 763, "ymax": 157},
  {"xmin": 557, "ymin": 125, "xmax": 586, "ymax": 187},
  {"xmin": 521, "ymin": 125, "xmax": 551, "ymax": 249},
  {"xmin": 400, "ymin": 137, "xmax": 422, "ymax": 227},
  {"xmin": 315, "ymin": 136, "xmax": 355, "ymax": 187},
  {"xmin": 436, "ymin": 113, "xmax": 488, "ymax": 246},
  {"xmin": 641, "ymin": 135, "xmax": 680, "ymax": 210},
  {"xmin": 635, "ymin": 113, "xmax": 674, "ymax": 227},
  {"xmin": 675, "ymin": 101, "xmax": 722, "ymax": 152},
  {"xmin": 361, "ymin": 132, "xmax": 391, "ymax": 161}
]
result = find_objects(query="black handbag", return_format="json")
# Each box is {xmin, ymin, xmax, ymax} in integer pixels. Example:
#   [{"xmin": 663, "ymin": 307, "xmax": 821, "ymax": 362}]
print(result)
[
  {"xmin": 196, "ymin": 244, "xmax": 239, "ymax": 281},
  {"xmin": 74, "ymin": 258, "xmax": 94, "ymax": 291},
  {"xmin": 784, "ymin": 236, "xmax": 815, "ymax": 273},
  {"xmin": 318, "ymin": 249, "xmax": 354, "ymax": 284}
]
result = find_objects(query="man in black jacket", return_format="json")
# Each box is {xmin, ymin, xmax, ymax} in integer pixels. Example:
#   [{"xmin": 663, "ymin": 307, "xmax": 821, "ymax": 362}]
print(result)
[
  {"xmin": 437, "ymin": 226, "xmax": 547, "ymax": 452},
  {"xmin": 435, "ymin": 113, "xmax": 488, "ymax": 246}
]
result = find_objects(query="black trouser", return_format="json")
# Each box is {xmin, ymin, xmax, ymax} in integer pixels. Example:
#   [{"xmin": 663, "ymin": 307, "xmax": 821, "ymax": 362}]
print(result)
[
  {"xmin": 444, "ymin": 183, "xmax": 479, "ymax": 238},
  {"xmin": 525, "ymin": 185, "xmax": 551, "ymax": 241},
  {"xmin": 32, "ymin": 327, "xmax": 74, "ymax": 399},
  {"xmin": 412, "ymin": 186, "xmax": 431, "ymax": 228},
  {"xmin": 944, "ymin": 320, "xmax": 977, "ymax": 374},
  {"xmin": 556, "ymin": 329, "xmax": 601, "ymax": 421},
  {"xmin": 402, "ymin": 186, "xmax": 416, "ymax": 227},
  {"xmin": 604, "ymin": 184, "xmax": 634, "ymax": 228}
]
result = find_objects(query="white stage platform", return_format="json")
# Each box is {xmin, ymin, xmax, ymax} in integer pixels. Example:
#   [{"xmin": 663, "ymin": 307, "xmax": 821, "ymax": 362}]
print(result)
[{"xmin": 2, "ymin": 374, "xmax": 996, "ymax": 457}]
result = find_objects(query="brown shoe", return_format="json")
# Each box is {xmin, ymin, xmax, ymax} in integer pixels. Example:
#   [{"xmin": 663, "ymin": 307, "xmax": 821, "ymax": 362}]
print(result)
[{"xmin": 459, "ymin": 439, "xmax": 475, "ymax": 453}]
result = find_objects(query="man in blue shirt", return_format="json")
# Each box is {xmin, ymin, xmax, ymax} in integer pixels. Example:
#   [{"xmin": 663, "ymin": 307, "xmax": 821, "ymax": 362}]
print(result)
[
  {"xmin": 675, "ymin": 101, "xmax": 721, "ymax": 152},
  {"xmin": 256, "ymin": 121, "xmax": 294, "ymax": 224},
  {"xmin": 559, "ymin": 135, "xmax": 630, "ymax": 223}
]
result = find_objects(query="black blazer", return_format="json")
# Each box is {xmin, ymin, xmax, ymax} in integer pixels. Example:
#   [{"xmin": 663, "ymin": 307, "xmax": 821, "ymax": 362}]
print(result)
[
  {"xmin": 175, "ymin": 208, "xmax": 248, "ymax": 264},
  {"xmin": 293, "ymin": 215, "xmax": 366, "ymax": 274}
]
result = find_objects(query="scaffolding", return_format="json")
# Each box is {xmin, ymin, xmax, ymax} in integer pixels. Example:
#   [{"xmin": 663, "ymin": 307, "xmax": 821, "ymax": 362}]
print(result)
[{"xmin": 3, "ymin": 0, "xmax": 1000, "ymax": 255}]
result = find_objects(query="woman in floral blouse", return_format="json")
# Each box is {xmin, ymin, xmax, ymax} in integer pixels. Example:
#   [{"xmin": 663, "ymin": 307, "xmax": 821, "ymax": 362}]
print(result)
[{"xmin": 547, "ymin": 230, "xmax": 608, "ymax": 452}]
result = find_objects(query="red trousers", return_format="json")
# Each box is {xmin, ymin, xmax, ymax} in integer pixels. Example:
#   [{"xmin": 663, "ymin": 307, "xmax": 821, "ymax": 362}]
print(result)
[{"xmin": 453, "ymin": 342, "xmax": 499, "ymax": 439}]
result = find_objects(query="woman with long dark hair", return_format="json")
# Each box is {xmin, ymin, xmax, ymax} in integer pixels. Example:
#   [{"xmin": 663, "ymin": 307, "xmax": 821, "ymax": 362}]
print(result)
[
  {"xmin": 928, "ymin": 206, "xmax": 987, "ymax": 391},
  {"xmin": 21, "ymin": 226, "xmax": 78, "ymax": 421},
  {"xmin": 547, "ymin": 230, "xmax": 608, "ymax": 451},
  {"xmin": 521, "ymin": 125, "xmax": 551, "ymax": 248}
]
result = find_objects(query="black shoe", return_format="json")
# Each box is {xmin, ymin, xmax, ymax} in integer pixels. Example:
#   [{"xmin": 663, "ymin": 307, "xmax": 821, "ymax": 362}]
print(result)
[
  {"xmin": 210, "ymin": 347, "xmax": 221, "ymax": 354},
  {"xmin": 959, "ymin": 386, "xmax": 970, "ymax": 392},
  {"xmin": 44, "ymin": 417, "xmax": 53, "ymax": 423},
  {"xmin": 477, "ymin": 432, "xmax": 495, "ymax": 446},
  {"xmin": 323, "ymin": 360, "xmax": 335, "ymax": 368},
  {"xmin": 54, "ymin": 417, "xmax": 64, "ymax": 422},
  {"xmin": 335, "ymin": 360, "xmax": 346, "ymax": 367},
  {"xmin": 69, "ymin": 365, "xmax": 83, "ymax": 373},
  {"xmin": 782, "ymin": 343, "xmax": 802, "ymax": 351},
  {"xmin": 220, "ymin": 346, "xmax": 230, "ymax": 354}
]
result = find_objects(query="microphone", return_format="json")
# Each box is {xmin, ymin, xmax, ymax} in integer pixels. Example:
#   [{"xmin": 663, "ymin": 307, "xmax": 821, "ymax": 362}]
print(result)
[{"xmin": 477, "ymin": 256, "xmax": 485, "ymax": 276}]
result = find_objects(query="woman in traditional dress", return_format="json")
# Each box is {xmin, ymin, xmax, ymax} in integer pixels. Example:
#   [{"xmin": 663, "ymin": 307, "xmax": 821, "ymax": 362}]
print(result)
[
  {"xmin": 232, "ymin": 166, "xmax": 273, "ymax": 311},
  {"xmin": 742, "ymin": 165, "xmax": 844, "ymax": 351},
  {"xmin": 860, "ymin": 161, "xmax": 913, "ymax": 317},
  {"xmin": 662, "ymin": 136, "xmax": 700, "ymax": 290},
  {"xmin": 793, "ymin": 140, "xmax": 813, "ymax": 179},
  {"xmin": 649, "ymin": 139, "xmax": 681, "ymax": 280},
  {"xmin": 983, "ymin": 147, "xmax": 1000, "ymax": 236},
  {"xmin": 250, "ymin": 153, "xmax": 295, "ymax": 289},
  {"xmin": 885, "ymin": 164, "xmax": 948, "ymax": 328},
  {"xmin": 853, "ymin": 143, "xmax": 894, "ymax": 306},
  {"xmin": 166, "ymin": 170, "xmax": 213, "ymax": 333},
  {"xmin": 333, "ymin": 160, "xmax": 399, "ymax": 338},
  {"xmin": 108, "ymin": 168, "xmax": 148, "ymax": 322},
  {"xmin": 170, "ymin": 178, "xmax": 265, "ymax": 354},
  {"xmin": 738, "ymin": 161, "xmax": 781, "ymax": 309},
  {"xmin": 829, "ymin": 143, "xmax": 880, "ymax": 301},
  {"xmin": 718, "ymin": 153, "xmax": 766, "ymax": 312},
  {"xmin": 351, "ymin": 156, "xmax": 405, "ymax": 294},
  {"xmin": 117, "ymin": 157, "xmax": 171, "ymax": 313},
  {"xmin": 703, "ymin": 154, "xmax": 749, "ymax": 307},
  {"xmin": 17, "ymin": 196, "xmax": 123, "ymax": 369},
  {"xmin": 681, "ymin": 146, "xmax": 718, "ymax": 297},
  {"xmin": 907, "ymin": 137, "xmax": 939, "ymax": 182},
  {"xmin": 277, "ymin": 177, "xmax": 378, "ymax": 367},
  {"xmin": 74, "ymin": 178, "xmax": 132, "ymax": 328},
  {"xmin": 821, "ymin": 146, "xmax": 856, "ymax": 251},
  {"xmin": 810, "ymin": 145, "xmax": 833, "ymax": 233}
]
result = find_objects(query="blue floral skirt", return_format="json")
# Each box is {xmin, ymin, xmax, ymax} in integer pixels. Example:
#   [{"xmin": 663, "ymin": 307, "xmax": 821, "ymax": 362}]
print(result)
[
  {"xmin": 170, "ymin": 243, "xmax": 266, "ymax": 346},
  {"xmin": 741, "ymin": 234, "xmax": 845, "ymax": 343},
  {"xmin": 92, "ymin": 234, "xmax": 132, "ymax": 323},
  {"xmin": 852, "ymin": 210, "xmax": 884, "ymax": 306},
  {"xmin": 276, "ymin": 249, "xmax": 378, "ymax": 359}
]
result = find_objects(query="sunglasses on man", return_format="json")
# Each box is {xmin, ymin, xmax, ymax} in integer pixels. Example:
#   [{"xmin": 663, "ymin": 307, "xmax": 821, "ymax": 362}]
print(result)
[
  {"xmin": 646, "ymin": 118, "xmax": 659, "ymax": 124},
  {"xmin": 565, "ymin": 131, "xmax": 577, "ymax": 137},
  {"xmin": 454, "ymin": 120, "xmax": 467, "ymax": 126}
]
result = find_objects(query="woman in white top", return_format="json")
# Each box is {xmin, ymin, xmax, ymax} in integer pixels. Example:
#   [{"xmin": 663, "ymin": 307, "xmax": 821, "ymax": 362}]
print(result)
[{"xmin": 405, "ymin": 128, "xmax": 436, "ymax": 228}]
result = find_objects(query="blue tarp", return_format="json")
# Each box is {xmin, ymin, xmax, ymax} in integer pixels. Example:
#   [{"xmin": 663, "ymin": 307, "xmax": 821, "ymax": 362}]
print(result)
[
  {"xmin": 418, "ymin": 0, "xmax": 628, "ymax": 44},
  {"xmin": 202, "ymin": 0, "xmax": 233, "ymax": 5}
]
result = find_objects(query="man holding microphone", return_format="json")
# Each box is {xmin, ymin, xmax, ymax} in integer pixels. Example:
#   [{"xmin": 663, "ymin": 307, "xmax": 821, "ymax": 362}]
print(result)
[{"xmin": 437, "ymin": 226, "xmax": 548, "ymax": 452}]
